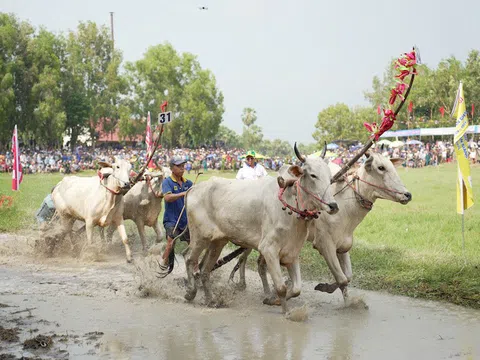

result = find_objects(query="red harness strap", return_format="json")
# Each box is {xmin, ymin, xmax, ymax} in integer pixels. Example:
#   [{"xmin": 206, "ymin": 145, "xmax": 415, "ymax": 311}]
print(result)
[{"xmin": 278, "ymin": 182, "xmax": 319, "ymax": 220}]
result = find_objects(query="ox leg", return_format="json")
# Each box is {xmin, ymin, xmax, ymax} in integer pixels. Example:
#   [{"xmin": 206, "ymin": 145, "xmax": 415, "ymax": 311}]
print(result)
[
  {"xmin": 106, "ymin": 225, "xmax": 115, "ymax": 244},
  {"xmin": 85, "ymin": 220, "xmax": 95, "ymax": 245},
  {"xmin": 257, "ymin": 254, "xmax": 274, "ymax": 300},
  {"xmin": 286, "ymin": 259, "xmax": 302, "ymax": 301},
  {"xmin": 185, "ymin": 242, "xmax": 205, "ymax": 301},
  {"xmin": 99, "ymin": 227, "xmax": 105, "ymax": 243},
  {"xmin": 201, "ymin": 241, "xmax": 227, "ymax": 307},
  {"xmin": 135, "ymin": 220, "xmax": 147, "ymax": 253},
  {"xmin": 314, "ymin": 243, "xmax": 348, "ymax": 296},
  {"xmin": 153, "ymin": 220, "xmax": 164, "ymax": 244},
  {"xmin": 230, "ymin": 248, "xmax": 252, "ymax": 290},
  {"xmin": 116, "ymin": 222, "xmax": 132, "ymax": 263},
  {"xmin": 261, "ymin": 250, "xmax": 288, "ymax": 314},
  {"xmin": 238, "ymin": 248, "xmax": 252, "ymax": 290},
  {"xmin": 337, "ymin": 252, "xmax": 352, "ymax": 302}
]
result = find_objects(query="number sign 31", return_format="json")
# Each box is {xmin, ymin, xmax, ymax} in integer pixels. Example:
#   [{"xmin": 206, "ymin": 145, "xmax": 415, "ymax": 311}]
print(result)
[{"xmin": 158, "ymin": 111, "xmax": 173, "ymax": 124}]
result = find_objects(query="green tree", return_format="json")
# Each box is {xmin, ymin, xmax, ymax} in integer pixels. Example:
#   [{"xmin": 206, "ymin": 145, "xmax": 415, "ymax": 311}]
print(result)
[
  {"xmin": 258, "ymin": 138, "xmax": 291, "ymax": 157},
  {"xmin": 0, "ymin": 13, "xmax": 34, "ymax": 148},
  {"xmin": 65, "ymin": 21, "xmax": 122, "ymax": 146},
  {"xmin": 463, "ymin": 50, "xmax": 480, "ymax": 124},
  {"xmin": 30, "ymin": 28, "xmax": 66, "ymax": 146},
  {"xmin": 124, "ymin": 43, "xmax": 224, "ymax": 147},
  {"xmin": 241, "ymin": 107, "xmax": 263, "ymax": 150},
  {"xmin": 216, "ymin": 125, "xmax": 241, "ymax": 148},
  {"xmin": 314, "ymin": 103, "xmax": 366, "ymax": 144}
]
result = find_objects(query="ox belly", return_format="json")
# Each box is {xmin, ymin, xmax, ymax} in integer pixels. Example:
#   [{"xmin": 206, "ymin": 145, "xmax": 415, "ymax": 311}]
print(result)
[
  {"xmin": 53, "ymin": 176, "xmax": 122, "ymax": 227},
  {"xmin": 188, "ymin": 176, "xmax": 311, "ymax": 264}
]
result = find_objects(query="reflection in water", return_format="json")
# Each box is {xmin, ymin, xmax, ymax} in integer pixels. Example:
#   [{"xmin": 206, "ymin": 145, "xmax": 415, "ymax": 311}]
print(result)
[
  {"xmin": 98, "ymin": 308, "xmax": 311, "ymax": 360},
  {"xmin": 2, "ymin": 263, "xmax": 480, "ymax": 360}
]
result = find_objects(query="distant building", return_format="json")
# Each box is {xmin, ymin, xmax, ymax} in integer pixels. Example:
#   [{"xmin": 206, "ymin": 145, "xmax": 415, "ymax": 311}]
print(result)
[{"xmin": 62, "ymin": 118, "xmax": 144, "ymax": 148}]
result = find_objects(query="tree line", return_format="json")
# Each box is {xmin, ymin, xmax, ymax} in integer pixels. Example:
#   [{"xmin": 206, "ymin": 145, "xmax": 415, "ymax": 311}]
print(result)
[
  {"xmin": 315, "ymin": 51, "xmax": 480, "ymax": 144},
  {"xmin": 3, "ymin": 13, "xmax": 478, "ymax": 153},
  {"xmin": 0, "ymin": 13, "xmax": 224, "ymax": 151}
]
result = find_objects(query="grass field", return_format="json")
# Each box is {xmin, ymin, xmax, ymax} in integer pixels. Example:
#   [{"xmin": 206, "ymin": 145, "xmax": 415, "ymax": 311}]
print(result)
[{"xmin": 1, "ymin": 164, "xmax": 479, "ymax": 308}]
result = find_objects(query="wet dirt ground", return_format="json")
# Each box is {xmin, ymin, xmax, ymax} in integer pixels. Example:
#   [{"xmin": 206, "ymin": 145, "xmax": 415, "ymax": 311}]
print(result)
[{"xmin": 0, "ymin": 233, "xmax": 479, "ymax": 359}]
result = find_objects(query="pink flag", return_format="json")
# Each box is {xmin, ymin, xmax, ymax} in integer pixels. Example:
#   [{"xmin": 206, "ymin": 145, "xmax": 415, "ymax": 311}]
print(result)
[
  {"xmin": 145, "ymin": 112, "xmax": 155, "ymax": 169},
  {"xmin": 11, "ymin": 125, "xmax": 23, "ymax": 191}
]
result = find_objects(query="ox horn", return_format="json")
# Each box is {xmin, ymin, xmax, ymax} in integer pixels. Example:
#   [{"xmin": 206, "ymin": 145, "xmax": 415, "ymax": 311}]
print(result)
[
  {"xmin": 294, "ymin": 142, "xmax": 306, "ymax": 163},
  {"xmin": 321, "ymin": 141, "xmax": 327, "ymax": 159}
]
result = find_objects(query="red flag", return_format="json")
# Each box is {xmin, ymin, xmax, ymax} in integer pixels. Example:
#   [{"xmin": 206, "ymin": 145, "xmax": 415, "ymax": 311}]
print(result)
[
  {"xmin": 472, "ymin": 104, "xmax": 475, "ymax": 117},
  {"xmin": 439, "ymin": 106, "xmax": 445, "ymax": 117},
  {"xmin": 11, "ymin": 125, "xmax": 23, "ymax": 191},
  {"xmin": 160, "ymin": 101, "xmax": 168, "ymax": 113},
  {"xmin": 145, "ymin": 112, "xmax": 155, "ymax": 169},
  {"xmin": 377, "ymin": 105, "xmax": 381, "ymax": 115},
  {"xmin": 408, "ymin": 101, "xmax": 413, "ymax": 113}
]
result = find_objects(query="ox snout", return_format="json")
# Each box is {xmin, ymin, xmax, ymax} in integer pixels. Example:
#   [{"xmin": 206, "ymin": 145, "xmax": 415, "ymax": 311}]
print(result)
[
  {"xmin": 399, "ymin": 192, "xmax": 412, "ymax": 205},
  {"xmin": 120, "ymin": 182, "xmax": 131, "ymax": 194},
  {"xmin": 327, "ymin": 202, "xmax": 339, "ymax": 215}
]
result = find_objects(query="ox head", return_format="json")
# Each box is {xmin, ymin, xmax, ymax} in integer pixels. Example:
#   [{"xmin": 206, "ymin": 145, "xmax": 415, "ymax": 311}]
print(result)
[
  {"xmin": 98, "ymin": 158, "xmax": 132, "ymax": 194},
  {"xmin": 144, "ymin": 169, "xmax": 165, "ymax": 195},
  {"xmin": 280, "ymin": 143, "xmax": 339, "ymax": 215},
  {"xmin": 359, "ymin": 152, "xmax": 412, "ymax": 205}
]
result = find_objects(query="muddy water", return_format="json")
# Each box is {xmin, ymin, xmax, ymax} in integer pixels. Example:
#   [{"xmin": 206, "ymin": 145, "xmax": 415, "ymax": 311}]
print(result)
[{"xmin": 1, "ymin": 234, "xmax": 479, "ymax": 359}]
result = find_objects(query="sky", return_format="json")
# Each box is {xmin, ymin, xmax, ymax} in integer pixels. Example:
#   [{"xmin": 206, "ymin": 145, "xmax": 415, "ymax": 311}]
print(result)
[{"xmin": 2, "ymin": 0, "xmax": 479, "ymax": 144}]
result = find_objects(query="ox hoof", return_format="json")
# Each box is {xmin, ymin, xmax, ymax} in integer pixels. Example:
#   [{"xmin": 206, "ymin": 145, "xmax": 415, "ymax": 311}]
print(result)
[
  {"xmin": 206, "ymin": 300, "xmax": 223, "ymax": 308},
  {"xmin": 263, "ymin": 296, "xmax": 281, "ymax": 306},
  {"xmin": 314, "ymin": 283, "xmax": 337, "ymax": 294},
  {"xmin": 184, "ymin": 289, "xmax": 197, "ymax": 302},
  {"xmin": 233, "ymin": 281, "xmax": 247, "ymax": 291},
  {"xmin": 126, "ymin": 257, "xmax": 133, "ymax": 264}
]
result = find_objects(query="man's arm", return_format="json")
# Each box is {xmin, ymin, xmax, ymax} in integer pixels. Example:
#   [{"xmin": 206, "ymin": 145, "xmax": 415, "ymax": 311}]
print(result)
[{"xmin": 164, "ymin": 192, "xmax": 187, "ymax": 203}]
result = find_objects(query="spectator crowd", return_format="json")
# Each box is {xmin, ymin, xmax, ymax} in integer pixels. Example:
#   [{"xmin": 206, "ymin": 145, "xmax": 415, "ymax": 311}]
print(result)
[{"xmin": 0, "ymin": 138, "xmax": 479, "ymax": 175}]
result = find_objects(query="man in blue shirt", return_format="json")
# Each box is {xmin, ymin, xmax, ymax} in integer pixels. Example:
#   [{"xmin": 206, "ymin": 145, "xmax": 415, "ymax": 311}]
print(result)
[{"xmin": 162, "ymin": 156, "xmax": 193, "ymax": 244}]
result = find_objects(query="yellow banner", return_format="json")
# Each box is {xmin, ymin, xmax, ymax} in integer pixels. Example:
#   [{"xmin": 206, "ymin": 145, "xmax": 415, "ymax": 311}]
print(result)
[{"xmin": 452, "ymin": 82, "xmax": 474, "ymax": 214}]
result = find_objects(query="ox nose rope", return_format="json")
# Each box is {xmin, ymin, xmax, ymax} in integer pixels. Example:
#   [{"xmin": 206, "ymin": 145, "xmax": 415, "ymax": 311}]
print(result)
[{"xmin": 335, "ymin": 173, "xmax": 407, "ymax": 211}]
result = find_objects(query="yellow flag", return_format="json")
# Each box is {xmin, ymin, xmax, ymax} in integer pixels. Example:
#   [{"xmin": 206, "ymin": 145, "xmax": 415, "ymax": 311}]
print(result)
[{"xmin": 452, "ymin": 82, "xmax": 474, "ymax": 214}]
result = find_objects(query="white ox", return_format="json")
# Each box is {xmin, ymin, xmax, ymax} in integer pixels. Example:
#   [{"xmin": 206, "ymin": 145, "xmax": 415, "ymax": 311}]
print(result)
[
  {"xmin": 183, "ymin": 145, "xmax": 339, "ymax": 313},
  {"xmin": 233, "ymin": 152, "xmax": 412, "ymax": 303},
  {"xmin": 103, "ymin": 170, "xmax": 165, "ymax": 251},
  {"xmin": 52, "ymin": 159, "xmax": 133, "ymax": 262}
]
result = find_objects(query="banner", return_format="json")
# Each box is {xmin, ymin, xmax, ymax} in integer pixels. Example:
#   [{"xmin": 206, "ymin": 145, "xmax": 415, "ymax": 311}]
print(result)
[
  {"xmin": 452, "ymin": 82, "xmax": 474, "ymax": 214},
  {"xmin": 145, "ymin": 111, "xmax": 155, "ymax": 169},
  {"xmin": 11, "ymin": 125, "xmax": 23, "ymax": 191}
]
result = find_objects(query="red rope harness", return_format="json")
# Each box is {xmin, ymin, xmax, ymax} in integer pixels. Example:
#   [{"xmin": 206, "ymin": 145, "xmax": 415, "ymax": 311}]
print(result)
[{"xmin": 277, "ymin": 178, "xmax": 332, "ymax": 220}]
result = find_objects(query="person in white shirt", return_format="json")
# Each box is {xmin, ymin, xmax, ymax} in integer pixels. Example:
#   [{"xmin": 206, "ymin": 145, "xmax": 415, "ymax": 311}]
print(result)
[{"xmin": 236, "ymin": 150, "xmax": 268, "ymax": 180}]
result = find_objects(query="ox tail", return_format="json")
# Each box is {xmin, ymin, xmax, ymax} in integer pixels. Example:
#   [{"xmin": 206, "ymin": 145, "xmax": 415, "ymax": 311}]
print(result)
[{"xmin": 212, "ymin": 247, "xmax": 247, "ymax": 272}]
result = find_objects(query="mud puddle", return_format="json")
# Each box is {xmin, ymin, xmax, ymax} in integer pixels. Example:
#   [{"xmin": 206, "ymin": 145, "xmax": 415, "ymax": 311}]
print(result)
[{"xmin": 0, "ymin": 234, "xmax": 480, "ymax": 359}]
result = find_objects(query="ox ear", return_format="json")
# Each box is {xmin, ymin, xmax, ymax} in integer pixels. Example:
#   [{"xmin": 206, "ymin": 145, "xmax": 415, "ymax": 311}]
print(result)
[
  {"xmin": 364, "ymin": 154, "xmax": 374, "ymax": 171},
  {"xmin": 390, "ymin": 157, "xmax": 403, "ymax": 168},
  {"xmin": 288, "ymin": 165, "xmax": 303, "ymax": 178},
  {"xmin": 100, "ymin": 167, "xmax": 114, "ymax": 177},
  {"xmin": 277, "ymin": 176, "xmax": 296, "ymax": 189},
  {"xmin": 98, "ymin": 161, "xmax": 112, "ymax": 168}
]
